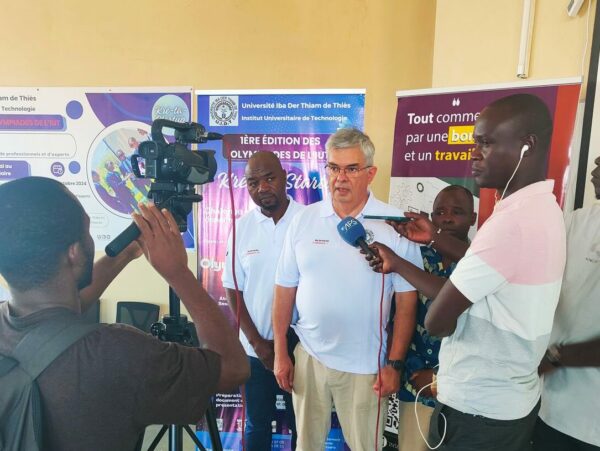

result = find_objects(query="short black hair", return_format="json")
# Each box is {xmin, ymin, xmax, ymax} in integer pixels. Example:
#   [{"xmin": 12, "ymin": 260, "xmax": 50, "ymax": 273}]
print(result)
[
  {"xmin": 0, "ymin": 177, "xmax": 86, "ymax": 291},
  {"xmin": 488, "ymin": 93, "xmax": 553, "ymax": 151},
  {"xmin": 436, "ymin": 185, "xmax": 475, "ymax": 212}
]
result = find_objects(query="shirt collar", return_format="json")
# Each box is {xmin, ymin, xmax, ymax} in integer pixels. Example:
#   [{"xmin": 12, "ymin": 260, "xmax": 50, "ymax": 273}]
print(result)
[
  {"xmin": 253, "ymin": 195, "xmax": 296, "ymax": 223},
  {"xmin": 494, "ymin": 180, "xmax": 555, "ymax": 211},
  {"xmin": 319, "ymin": 191, "xmax": 378, "ymax": 218}
]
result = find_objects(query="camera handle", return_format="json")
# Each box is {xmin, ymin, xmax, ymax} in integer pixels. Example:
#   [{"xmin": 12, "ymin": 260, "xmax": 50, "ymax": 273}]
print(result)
[{"xmin": 105, "ymin": 183, "xmax": 201, "ymax": 257}]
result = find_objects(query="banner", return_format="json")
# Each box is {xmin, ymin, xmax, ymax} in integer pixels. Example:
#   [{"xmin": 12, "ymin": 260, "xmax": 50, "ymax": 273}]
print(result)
[
  {"xmin": 384, "ymin": 78, "xmax": 581, "ymax": 450},
  {"xmin": 0, "ymin": 87, "xmax": 195, "ymax": 249},
  {"xmin": 390, "ymin": 79, "xmax": 581, "ymax": 227},
  {"xmin": 195, "ymin": 89, "xmax": 365, "ymax": 450}
]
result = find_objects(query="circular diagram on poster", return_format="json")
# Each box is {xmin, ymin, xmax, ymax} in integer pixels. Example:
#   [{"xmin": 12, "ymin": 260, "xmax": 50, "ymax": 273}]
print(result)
[{"xmin": 87, "ymin": 121, "xmax": 152, "ymax": 218}]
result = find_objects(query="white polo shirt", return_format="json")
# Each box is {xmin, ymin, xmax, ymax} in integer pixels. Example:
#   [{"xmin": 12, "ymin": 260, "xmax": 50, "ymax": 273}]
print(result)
[
  {"xmin": 222, "ymin": 197, "xmax": 304, "ymax": 358},
  {"xmin": 275, "ymin": 193, "xmax": 423, "ymax": 374},
  {"xmin": 539, "ymin": 202, "xmax": 600, "ymax": 446},
  {"xmin": 439, "ymin": 181, "xmax": 566, "ymax": 420}
]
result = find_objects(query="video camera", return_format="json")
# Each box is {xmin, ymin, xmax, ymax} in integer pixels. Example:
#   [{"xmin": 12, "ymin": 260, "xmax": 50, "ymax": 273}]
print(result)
[
  {"xmin": 105, "ymin": 119, "xmax": 222, "ymax": 257},
  {"xmin": 131, "ymin": 119, "xmax": 219, "ymax": 186}
]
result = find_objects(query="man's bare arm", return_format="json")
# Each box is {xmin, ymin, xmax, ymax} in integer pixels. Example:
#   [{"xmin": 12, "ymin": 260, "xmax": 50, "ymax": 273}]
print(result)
[
  {"xmin": 79, "ymin": 243, "xmax": 142, "ymax": 312},
  {"xmin": 390, "ymin": 213, "xmax": 469, "ymax": 263},
  {"xmin": 225, "ymin": 288, "xmax": 274, "ymax": 370},
  {"xmin": 133, "ymin": 204, "xmax": 249, "ymax": 392},
  {"xmin": 366, "ymin": 242, "xmax": 446, "ymax": 300},
  {"xmin": 273, "ymin": 285, "xmax": 297, "ymax": 392},
  {"xmin": 425, "ymin": 280, "xmax": 472, "ymax": 337}
]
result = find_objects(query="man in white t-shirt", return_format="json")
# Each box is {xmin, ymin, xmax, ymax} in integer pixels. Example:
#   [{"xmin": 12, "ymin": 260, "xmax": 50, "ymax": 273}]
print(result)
[
  {"xmin": 222, "ymin": 151, "xmax": 304, "ymax": 450},
  {"xmin": 273, "ymin": 128, "xmax": 422, "ymax": 450},
  {"xmin": 532, "ymin": 156, "xmax": 600, "ymax": 451}
]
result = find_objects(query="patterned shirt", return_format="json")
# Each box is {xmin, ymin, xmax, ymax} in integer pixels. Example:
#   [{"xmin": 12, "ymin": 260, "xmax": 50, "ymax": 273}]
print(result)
[{"xmin": 398, "ymin": 246, "xmax": 455, "ymax": 407}]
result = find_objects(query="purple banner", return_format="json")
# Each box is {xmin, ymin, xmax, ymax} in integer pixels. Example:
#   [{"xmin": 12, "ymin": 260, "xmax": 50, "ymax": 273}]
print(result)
[
  {"xmin": 389, "ymin": 82, "xmax": 581, "ymax": 230},
  {"xmin": 392, "ymin": 86, "xmax": 558, "ymax": 178}
]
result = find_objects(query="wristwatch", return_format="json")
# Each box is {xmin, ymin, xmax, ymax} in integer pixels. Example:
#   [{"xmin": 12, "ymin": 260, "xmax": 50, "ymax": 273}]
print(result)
[{"xmin": 386, "ymin": 359, "xmax": 405, "ymax": 373}]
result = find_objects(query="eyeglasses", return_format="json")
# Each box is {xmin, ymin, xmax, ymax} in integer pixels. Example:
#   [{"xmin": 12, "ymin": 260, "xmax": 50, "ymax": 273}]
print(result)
[{"xmin": 325, "ymin": 164, "xmax": 372, "ymax": 178}]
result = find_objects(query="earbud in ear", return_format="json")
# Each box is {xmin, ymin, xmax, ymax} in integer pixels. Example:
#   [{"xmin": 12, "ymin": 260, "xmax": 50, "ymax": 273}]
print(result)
[{"xmin": 520, "ymin": 144, "xmax": 530, "ymax": 158}]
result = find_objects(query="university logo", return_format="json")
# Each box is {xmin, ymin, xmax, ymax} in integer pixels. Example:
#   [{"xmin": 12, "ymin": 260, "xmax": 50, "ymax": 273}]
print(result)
[{"xmin": 209, "ymin": 95, "xmax": 238, "ymax": 126}]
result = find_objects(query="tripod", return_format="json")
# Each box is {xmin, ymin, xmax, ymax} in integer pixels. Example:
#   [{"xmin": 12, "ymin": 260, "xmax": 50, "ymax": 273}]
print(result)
[{"xmin": 142, "ymin": 287, "xmax": 223, "ymax": 451}]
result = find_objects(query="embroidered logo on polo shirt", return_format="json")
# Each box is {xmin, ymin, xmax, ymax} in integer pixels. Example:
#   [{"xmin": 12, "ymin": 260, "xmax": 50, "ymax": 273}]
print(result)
[
  {"xmin": 586, "ymin": 241, "xmax": 600, "ymax": 263},
  {"xmin": 313, "ymin": 239, "xmax": 329, "ymax": 245},
  {"xmin": 246, "ymin": 249, "xmax": 260, "ymax": 255},
  {"xmin": 365, "ymin": 229, "xmax": 375, "ymax": 245}
]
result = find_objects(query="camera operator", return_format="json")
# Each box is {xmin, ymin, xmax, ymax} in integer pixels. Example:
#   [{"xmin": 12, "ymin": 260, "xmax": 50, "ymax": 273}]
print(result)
[{"xmin": 0, "ymin": 176, "xmax": 249, "ymax": 451}]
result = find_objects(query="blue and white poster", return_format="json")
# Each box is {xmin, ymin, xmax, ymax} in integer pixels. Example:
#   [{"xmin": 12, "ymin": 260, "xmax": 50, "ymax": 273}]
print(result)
[
  {"xmin": 195, "ymin": 89, "xmax": 365, "ymax": 451},
  {"xmin": 0, "ymin": 87, "xmax": 195, "ymax": 249}
]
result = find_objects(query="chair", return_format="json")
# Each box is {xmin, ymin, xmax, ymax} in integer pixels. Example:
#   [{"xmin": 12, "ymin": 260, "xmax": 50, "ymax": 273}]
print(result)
[{"xmin": 115, "ymin": 301, "xmax": 160, "ymax": 333}]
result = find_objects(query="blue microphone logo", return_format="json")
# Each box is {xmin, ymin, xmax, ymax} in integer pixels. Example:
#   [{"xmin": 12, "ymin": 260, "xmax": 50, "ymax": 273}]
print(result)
[{"xmin": 337, "ymin": 216, "xmax": 367, "ymax": 247}]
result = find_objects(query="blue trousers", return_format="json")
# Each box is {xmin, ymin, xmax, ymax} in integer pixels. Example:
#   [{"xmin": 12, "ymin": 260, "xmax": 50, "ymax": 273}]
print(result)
[{"xmin": 245, "ymin": 356, "xmax": 297, "ymax": 451}]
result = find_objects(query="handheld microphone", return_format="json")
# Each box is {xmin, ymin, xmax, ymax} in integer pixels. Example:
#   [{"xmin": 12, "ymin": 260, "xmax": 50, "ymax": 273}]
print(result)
[
  {"xmin": 337, "ymin": 216, "xmax": 376, "ymax": 260},
  {"xmin": 105, "ymin": 222, "xmax": 140, "ymax": 257}
]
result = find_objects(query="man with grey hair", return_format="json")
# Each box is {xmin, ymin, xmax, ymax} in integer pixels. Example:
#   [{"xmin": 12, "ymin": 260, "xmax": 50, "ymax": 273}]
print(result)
[{"xmin": 273, "ymin": 128, "xmax": 422, "ymax": 450}]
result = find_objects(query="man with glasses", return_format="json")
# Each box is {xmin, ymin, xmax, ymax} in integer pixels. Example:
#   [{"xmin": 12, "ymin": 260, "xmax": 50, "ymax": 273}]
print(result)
[{"xmin": 273, "ymin": 128, "xmax": 422, "ymax": 450}]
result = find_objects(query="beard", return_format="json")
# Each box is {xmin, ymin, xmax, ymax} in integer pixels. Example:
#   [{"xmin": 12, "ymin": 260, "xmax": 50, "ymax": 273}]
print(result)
[
  {"xmin": 256, "ymin": 193, "xmax": 279, "ymax": 211},
  {"xmin": 77, "ymin": 244, "xmax": 94, "ymax": 290}
]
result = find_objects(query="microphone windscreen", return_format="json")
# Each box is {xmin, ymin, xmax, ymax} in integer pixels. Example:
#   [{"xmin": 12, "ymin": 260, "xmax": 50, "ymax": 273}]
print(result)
[{"xmin": 337, "ymin": 216, "xmax": 366, "ymax": 248}]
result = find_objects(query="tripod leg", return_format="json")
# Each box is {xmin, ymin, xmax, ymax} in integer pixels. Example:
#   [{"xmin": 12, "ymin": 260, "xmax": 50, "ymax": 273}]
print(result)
[
  {"xmin": 169, "ymin": 425, "xmax": 183, "ymax": 451},
  {"xmin": 146, "ymin": 425, "xmax": 169, "ymax": 451},
  {"xmin": 183, "ymin": 425, "xmax": 208, "ymax": 451},
  {"xmin": 134, "ymin": 429, "xmax": 145, "ymax": 451},
  {"xmin": 205, "ymin": 402, "xmax": 223, "ymax": 451}
]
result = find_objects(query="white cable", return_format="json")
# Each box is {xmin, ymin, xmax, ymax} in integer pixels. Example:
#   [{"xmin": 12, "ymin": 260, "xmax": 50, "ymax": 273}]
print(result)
[
  {"xmin": 499, "ymin": 155, "xmax": 525, "ymax": 202},
  {"xmin": 414, "ymin": 382, "xmax": 446, "ymax": 450}
]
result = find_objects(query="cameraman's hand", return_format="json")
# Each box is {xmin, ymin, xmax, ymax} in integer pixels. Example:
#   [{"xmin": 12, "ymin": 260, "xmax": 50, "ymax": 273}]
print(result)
[
  {"xmin": 132, "ymin": 203, "xmax": 188, "ymax": 281},
  {"xmin": 121, "ymin": 240, "xmax": 143, "ymax": 262}
]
